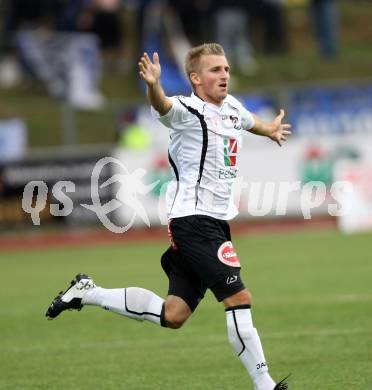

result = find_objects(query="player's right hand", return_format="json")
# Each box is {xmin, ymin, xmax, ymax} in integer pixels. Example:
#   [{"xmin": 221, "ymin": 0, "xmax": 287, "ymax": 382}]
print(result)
[{"xmin": 138, "ymin": 52, "xmax": 161, "ymax": 86}]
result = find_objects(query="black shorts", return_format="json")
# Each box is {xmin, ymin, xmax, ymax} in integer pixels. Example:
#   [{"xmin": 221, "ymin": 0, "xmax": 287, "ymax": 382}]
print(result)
[{"xmin": 161, "ymin": 215, "xmax": 245, "ymax": 311}]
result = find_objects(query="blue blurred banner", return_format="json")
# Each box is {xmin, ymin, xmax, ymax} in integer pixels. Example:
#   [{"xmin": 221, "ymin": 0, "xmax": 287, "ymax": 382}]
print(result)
[
  {"xmin": 288, "ymin": 84, "xmax": 372, "ymax": 136},
  {"xmin": 0, "ymin": 119, "xmax": 27, "ymax": 162},
  {"xmin": 141, "ymin": 37, "xmax": 190, "ymax": 96},
  {"xmin": 239, "ymin": 95, "xmax": 276, "ymax": 122}
]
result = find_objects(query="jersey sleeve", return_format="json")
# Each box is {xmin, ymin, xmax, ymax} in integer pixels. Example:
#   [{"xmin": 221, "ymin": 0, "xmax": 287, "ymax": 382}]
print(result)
[
  {"xmin": 151, "ymin": 96, "xmax": 189, "ymax": 129},
  {"xmin": 241, "ymin": 107, "xmax": 255, "ymax": 131},
  {"xmin": 226, "ymin": 94, "xmax": 256, "ymax": 131}
]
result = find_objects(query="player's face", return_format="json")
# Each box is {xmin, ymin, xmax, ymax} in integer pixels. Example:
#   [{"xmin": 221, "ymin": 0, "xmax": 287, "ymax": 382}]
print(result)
[{"xmin": 193, "ymin": 55, "xmax": 230, "ymax": 105}]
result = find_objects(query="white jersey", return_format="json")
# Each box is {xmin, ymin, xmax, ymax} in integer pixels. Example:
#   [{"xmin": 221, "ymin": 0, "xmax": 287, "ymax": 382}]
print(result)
[{"xmin": 152, "ymin": 93, "xmax": 255, "ymax": 220}]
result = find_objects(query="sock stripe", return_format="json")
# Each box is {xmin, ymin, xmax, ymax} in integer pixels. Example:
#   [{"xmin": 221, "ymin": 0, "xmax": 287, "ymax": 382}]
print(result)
[
  {"xmin": 124, "ymin": 288, "xmax": 161, "ymax": 318},
  {"xmin": 225, "ymin": 304, "xmax": 251, "ymax": 312},
  {"xmin": 231, "ymin": 309, "xmax": 246, "ymax": 357},
  {"xmin": 160, "ymin": 303, "xmax": 166, "ymax": 328}
]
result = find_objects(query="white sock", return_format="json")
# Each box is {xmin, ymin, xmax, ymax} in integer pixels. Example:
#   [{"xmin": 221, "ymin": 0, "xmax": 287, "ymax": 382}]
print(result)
[
  {"xmin": 226, "ymin": 305, "xmax": 276, "ymax": 390},
  {"xmin": 82, "ymin": 286, "xmax": 165, "ymax": 326}
]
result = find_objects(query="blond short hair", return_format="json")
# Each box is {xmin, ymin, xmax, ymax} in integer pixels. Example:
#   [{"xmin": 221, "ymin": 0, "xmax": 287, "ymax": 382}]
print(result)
[{"xmin": 185, "ymin": 43, "xmax": 225, "ymax": 79}]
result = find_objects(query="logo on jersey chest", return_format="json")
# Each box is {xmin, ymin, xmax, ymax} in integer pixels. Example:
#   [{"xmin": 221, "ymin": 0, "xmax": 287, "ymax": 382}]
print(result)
[
  {"xmin": 229, "ymin": 115, "xmax": 241, "ymax": 130},
  {"xmin": 217, "ymin": 241, "xmax": 240, "ymax": 267},
  {"xmin": 223, "ymin": 138, "xmax": 238, "ymax": 167},
  {"xmin": 210, "ymin": 115, "xmax": 241, "ymax": 131}
]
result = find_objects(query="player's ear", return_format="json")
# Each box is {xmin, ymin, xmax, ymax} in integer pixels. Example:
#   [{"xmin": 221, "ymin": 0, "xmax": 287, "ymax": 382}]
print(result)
[{"xmin": 190, "ymin": 72, "xmax": 200, "ymax": 86}]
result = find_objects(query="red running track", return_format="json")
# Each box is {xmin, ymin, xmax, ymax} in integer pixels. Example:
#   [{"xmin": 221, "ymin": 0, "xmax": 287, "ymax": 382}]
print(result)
[{"xmin": 0, "ymin": 216, "xmax": 337, "ymax": 252}]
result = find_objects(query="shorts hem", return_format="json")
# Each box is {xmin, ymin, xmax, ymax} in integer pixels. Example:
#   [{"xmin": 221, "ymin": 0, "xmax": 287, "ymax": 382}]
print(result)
[
  {"xmin": 167, "ymin": 290, "xmax": 202, "ymax": 312},
  {"xmin": 214, "ymin": 284, "xmax": 246, "ymax": 302}
]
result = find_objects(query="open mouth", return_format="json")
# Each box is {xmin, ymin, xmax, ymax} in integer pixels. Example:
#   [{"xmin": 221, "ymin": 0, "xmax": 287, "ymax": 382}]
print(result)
[{"xmin": 219, "ymin": 83, "xmax": 227, "ymax": 88}]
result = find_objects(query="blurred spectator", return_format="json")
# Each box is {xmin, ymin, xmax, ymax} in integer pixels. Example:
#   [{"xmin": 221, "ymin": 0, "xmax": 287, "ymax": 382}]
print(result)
[
  {"xmin": 0, "ymin": 0, "xmax": 57, "ymax": 88},
  {"xmin": 262, "ymin": 0, "xmax": 289, "ymax": 54},
  {"xmin": 56, "ymin": 0, "xmax": 123, "ymax": 54},
  {"xmin": 90, "ymin": 0, "xmax": 122, "ymax": 52},
  {"xmin": 54, "ymin": 0, "xmax": 91, "ymax": 32},
  {"xmin": 168, "ymin": 0, "xmax": 214, "ymax": 46},
  {"xmin": 249, "ymin": 0, "xmax": 289, "ymax": 55},
  {"xmin": 215, "ymin": 0, "xmax": 256, "ymax": 75},
  {"xmin": 140, "ymin": 0, "xmax": 190, "ymax": 94},
  {"xmin": 4, "ymin": 0, "xmax": 106, "ymax": 109},
  {"xmin": 5, "ymin": 0, "xmax": 56, "ymax": 31},
  {"xmin": 0, "ymin": 0, "xmax": 23, "ymax": 87},
  {"xmin": 0, "ymin": 0, "xmax": 11, "ymax": 51},
  {"xmin": 310, "ymin": 0, "xmax": 339, "ymax": 58},
  {"xmin": 132, "ymin": 0, "xmax": 156, "ymax": 57}
]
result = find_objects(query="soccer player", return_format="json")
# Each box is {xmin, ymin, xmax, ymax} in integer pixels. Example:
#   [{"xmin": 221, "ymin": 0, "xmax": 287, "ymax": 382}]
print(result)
[{"xmin": 46, "ymin": 43, "xmax": 291, "ymax": 390}]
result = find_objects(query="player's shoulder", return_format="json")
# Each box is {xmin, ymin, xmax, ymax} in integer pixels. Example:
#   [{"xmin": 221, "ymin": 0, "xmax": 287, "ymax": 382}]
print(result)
[
  {"xmin": 171, "ymin": 94, "xmax": 188, "ymax": 101},
  {"xmin": 172, "ymin": 94, "xmax": 205, "ymax": 113},
  {"xmin": 172, "ymin": 95, "xmax": 189, "ymax": 105},
  {"xmin": 224, "ymin": 94, "xmax": 245, "ymax": 110}
]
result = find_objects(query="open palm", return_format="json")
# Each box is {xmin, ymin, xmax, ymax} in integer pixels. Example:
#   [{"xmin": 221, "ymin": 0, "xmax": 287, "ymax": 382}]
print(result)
[
  {"xmin": 138, "ymin": 52, "xmax": 161, "ymax": 86},
  {"xmin": 269, "ymin": 109, "xmax": 292, "ymax": 147}
]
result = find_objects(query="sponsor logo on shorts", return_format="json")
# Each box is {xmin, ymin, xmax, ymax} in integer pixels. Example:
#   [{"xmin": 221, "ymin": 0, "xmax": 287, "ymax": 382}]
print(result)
[
  {"xmin": 226, "ymin": 275, "xmax": 238, "ymax": 285},
  {"xmin": 217, "ymin": 241, "xmax": 240, "ymax": 267}
]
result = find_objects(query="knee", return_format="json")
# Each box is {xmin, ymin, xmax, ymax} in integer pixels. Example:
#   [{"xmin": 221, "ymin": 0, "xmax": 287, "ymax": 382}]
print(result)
[
  {"xmin": 163, "ymin": 296, "xmax": 192, "ymax": 329},
  {"xmin": 223, "ymin": 289, "xmax": 252, "ymax": 308},
  {"xmin": 164, "ymin": 307, "xmax": 190, "ymax": 329},
  {"xmin": 244, "ymin": 290, "xmax": 252, "ymax": 304},
  {"xmin": 165, "ymin": 313, "xmax": 186, "ymax": 329}
]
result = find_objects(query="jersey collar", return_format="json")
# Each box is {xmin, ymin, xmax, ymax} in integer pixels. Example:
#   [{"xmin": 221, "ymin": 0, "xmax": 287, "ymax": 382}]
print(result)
[{"xmin": 191, "ymin": 92, "xmax": 227, "ymax": 110}]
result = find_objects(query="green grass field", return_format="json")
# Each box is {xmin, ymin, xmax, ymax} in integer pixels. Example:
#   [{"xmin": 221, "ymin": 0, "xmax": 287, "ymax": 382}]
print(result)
[{"xmin": 1, "ymin": 230, "xmax": 371, "ymax": 389}]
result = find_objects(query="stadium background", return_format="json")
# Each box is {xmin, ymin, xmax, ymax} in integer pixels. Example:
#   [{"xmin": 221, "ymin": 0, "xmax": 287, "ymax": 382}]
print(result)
[{"xmin": 0, "ymin": 1, "xmax": 371, "ymax": 389}]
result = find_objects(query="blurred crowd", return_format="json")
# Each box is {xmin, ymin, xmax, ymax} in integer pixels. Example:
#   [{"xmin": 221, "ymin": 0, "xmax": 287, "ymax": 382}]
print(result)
[{"xmin": 0, "ymin": 0, "xmax": 339, "ymax": 107}]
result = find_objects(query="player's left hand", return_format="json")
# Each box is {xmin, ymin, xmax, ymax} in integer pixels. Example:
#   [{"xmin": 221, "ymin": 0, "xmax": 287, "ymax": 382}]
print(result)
[{"xmin": 269, "ymin": 109, "xmax": 292, "ymax": 147}]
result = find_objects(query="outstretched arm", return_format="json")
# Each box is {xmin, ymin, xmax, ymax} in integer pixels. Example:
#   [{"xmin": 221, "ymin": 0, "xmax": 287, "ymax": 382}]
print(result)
[
  {"xmin": 138, "ymin": 52, "xmax": 172, "ymax": 116},
  {"xmin": 249, "ymin": 109, "xmax": 292, "ymax": 147}
]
